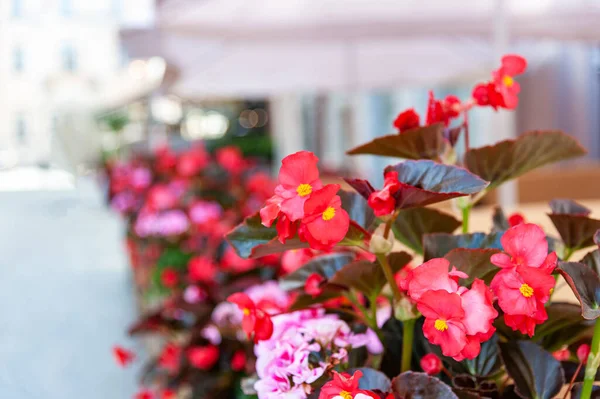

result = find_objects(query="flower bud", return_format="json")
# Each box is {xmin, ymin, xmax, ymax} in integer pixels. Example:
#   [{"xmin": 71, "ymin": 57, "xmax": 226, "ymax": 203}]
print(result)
[
  {"xmin": 369, "ymin": 224, "xmax": 394, "ymax": 255},
  {"xmin": 577, "ymin": 344, "xmax": 591, "ymax": 364},
  {"xmin": 420, "ymin": 353, "xmax": 443, "ymax": 375},
  {"xmin": 552, "ymin": 347, "xmax": 570, "ymax": 362},
  {"xmin": 393, "ymin": 295, "xmax": 419, "ymax": 321}
]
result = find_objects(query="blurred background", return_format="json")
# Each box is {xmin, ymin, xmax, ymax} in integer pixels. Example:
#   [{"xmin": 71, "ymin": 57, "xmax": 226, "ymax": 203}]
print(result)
[{"xmin": 1, "ymin": 0, "xmax": 599, "ymax": 397}]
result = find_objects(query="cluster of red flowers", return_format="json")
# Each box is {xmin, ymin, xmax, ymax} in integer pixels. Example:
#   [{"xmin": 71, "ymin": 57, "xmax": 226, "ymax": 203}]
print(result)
[
  {"xmin": 260, "ymin": 151, "xmax": 350, "ymax": 250},
  {"xmin": 490, "ymin": 224, "xmax": 557, "ymax": 336},
  {"xmin": 401, "ymin": 258, "xmax": 497, "ymax": 360},
  {"xmin": 392, "ymin": 54, "xmax": 527, "ymax": 133}
]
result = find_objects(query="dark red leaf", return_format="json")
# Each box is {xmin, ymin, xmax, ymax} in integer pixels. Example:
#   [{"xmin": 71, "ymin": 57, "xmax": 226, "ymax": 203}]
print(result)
[
  {"xmin": 548, "ymin": 214, "xmax": 600, "ymax": 251},
  {"xmin": 558, "ymin": 261, "xmax": 600, "ymax": 320},
  {"xmin": 393, "ymin": 207, "xmax": 461, "ymax": 254},
  {"xmin": 444, "ymin": 248, "xmax": 501, "ymax": 285},
  {"xmin": 464, "ymin": 130, "xmax": 586, "ymax": 189},
  {"xmin": 347, "ymin": 123, "xmax": 445, "ymax": 160},
  {"xmin": 385, "ymin": 160, "xmax": 488, "ymax": 209},
  {"xmin": 549, "ymin": 199, "xmax": 591, "ymax": 216}
]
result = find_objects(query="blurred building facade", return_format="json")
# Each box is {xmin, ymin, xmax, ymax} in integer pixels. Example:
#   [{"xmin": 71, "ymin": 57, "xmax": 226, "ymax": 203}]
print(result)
[{"xmin": 0, "ymin": 0, "xmax": 153, "ymax": 168}]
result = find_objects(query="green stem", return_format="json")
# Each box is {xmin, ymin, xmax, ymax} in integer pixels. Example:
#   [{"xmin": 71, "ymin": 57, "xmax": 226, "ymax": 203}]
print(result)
[
  {"xmin": 580, "ymin": 318, "xmax": 600, "ymax": 399},
  {"xmin": 402, "ymin": 318, "xmax": 416, "ymax": 372},
  {"xmin": 461, "ymin": 204, "xmax": 472, "ymax": 234},
  {"xmin": 377, "ymin": 253, "xmax": 402, "ymax": 302},
  {"xmin": 564, "ymin": 247, "xmax": 575, "ymax": 261}
]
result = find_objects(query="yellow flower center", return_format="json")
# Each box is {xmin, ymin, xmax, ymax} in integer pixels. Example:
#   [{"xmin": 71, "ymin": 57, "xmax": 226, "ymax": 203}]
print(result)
[
  {"xmin": 243, "ymin": 308, "xmax": 251, "ymax": 316},
  {"xmin": 322, "ymin": 206, "xmax": 336, "ymax": 221},
  {"xmin": 340, "ymin": 391, "xmax": 352, "ymax": 399},
  {"xmin": 434, "ymin": 319, "xmax": 448, "ymax": 332},
  {"xmin": 520, "ymin": 283, "xmax": 534, "ymax": 298},
  {"xmin": 503, "ymin": 75, "xmax": 514, "ymax": 87},
  {"xmin": 296, "ymin": 183, "xmax": 312, "ymax": 197}
]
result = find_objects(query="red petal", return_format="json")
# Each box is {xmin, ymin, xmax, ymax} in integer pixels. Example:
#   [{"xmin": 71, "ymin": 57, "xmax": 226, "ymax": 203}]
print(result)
[{"xmin": 501, "ymin": 54, "xmax": 527, "ymax": 76}]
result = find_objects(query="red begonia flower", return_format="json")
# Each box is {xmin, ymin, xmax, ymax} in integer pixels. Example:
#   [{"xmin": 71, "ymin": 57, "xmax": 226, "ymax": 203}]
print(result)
[
  {"xmin": 460, "ymin": 279, "xmax": 498, "ymax": 339},
  {"xmin": 472, "ymin": 54, "xmax": 527, "ymax": 109},
  {"xmin": 305, "ymin": 273, "xmax": 325, "ymax": 297},
  {"xmin": 216, "ymin": 146, "xmax": 246, "ymax": 174},
  {"xmin": 490, "ymin": 223, "xmax": 553, "ymax": 270},
  {"xmin": 135, "ymin": 389, "xmax": 153, "ymax": 399},
  {"xmin": 553, "ymin": 347, "xmax": 570, "ymax": 361},
  {"xmin": 187, "ymin": 345, "xmax": 220, "ymax": 370},
  {"xmin": 319, "ymin": 370, "xmax": 363, "ymax": 399},
  {"xmin": 187, "ymin": 256, "xmax": 217, "ymax": 283},
  {"xmin": 418, "ymin": 290, "xmax": 467, "ymax": 358},
  {"xmin": 160, "ymin": 268, "xmax": 179, "ymax": 288},
  {"xmin": 158, "ymin": 343, "xmax": 181, "ymax": 372},
  {"xmin": 274, "ymin": 151, "xmax": 323, "ymax": 222},
  {"xmin": 227, "ymin": 293, "xmax": 274, "ymax": 342},
  {"xmin": 405, "ymin": 258, "xmax": 463, "ymax": 301},
  {"xmin": 300, "ymin": 184, "xmax": 350, "ymax": 250},
  {"xmin": 275, "ymin": 213, "xmax": 297, "ymax": 244},
  {"xmin": 222, "ymin": 247, "xmax": 257, "ymax": 273},
  {"xmin": 420, "ymin": 353, "xmax": 443, "ymax": 375},
  {"xmin": 577, "ymin": 344, "xmax": 591, "ymax": 364},
  {"xmin": 426, "ymin": 92, "xmax": 462, "ymax": 126},
  {"xmin": 393, "ymin": 108, "xmax": 421, "ymax": 133},
  {"xmin": 246, "ymin": 171, "xmax": 277, "ymax": 200},
  {"xmin": 259, "ymin": 195, "xmax": 283, "ymax": 227},
  {"xmin": 491, "ymin": 267, "xmax": 554, "ymax": 317},
  {"xmin": 367, "ymin": 171, "xmax": 401, "ymax": 216},
  {"xmin": 176, "ymin": 146, "xmax": 209, "ymax": 177},
  {"xmin": 112, "ymin": 345, "xmax": 135, "ymax": 367},
  {"xmin": 508, "ymin": 212, "xmax": 525, "ymax": 227},
  {"xmin": 231, "ymin": 350, "xmax": 247, "ymax": 371},
  {"xmin": 161, "ymin": 390, "xmax": 176, "ymax": 399}
]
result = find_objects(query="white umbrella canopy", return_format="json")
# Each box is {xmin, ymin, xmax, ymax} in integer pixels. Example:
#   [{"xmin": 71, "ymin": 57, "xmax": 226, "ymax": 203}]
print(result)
[{"xmin": 121, "ymin": 0, "xmax": 600, "ymax": 98}]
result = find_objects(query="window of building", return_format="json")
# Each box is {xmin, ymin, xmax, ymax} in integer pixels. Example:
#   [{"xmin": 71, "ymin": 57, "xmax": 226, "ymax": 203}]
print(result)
[
  {"xmin": 16, "ymin": 115, "xmax": 26, "ymax": 144},
  {"xmin": 13, "ymin": 47, "xmax": 24, "ymax": 72},
  {"xmin": 11, "ymin": 0, "xmax": 22, "ymax": 18},
  {"xmin": 62, "ymin": 45, "xmax": 77, "ymax": 72}
]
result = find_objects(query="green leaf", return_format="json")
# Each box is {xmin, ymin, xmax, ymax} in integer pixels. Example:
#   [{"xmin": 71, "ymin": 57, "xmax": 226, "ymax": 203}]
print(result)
[
  {"xmin": 393, "ymin": 207, "xmax": 461, "ymax": 254},
  {"xmin": 558, "ymin": 261, "xmax": 600, "ymax": 320},
  {"xmin": 444, "ymin": 248, "xmax": 500, "ymax": 285},
  {"xmin": 225, "ymin": 213, "xmax": 279, "ymax": 259},
  {"xmin": 548, "ymin": 213, "xmax": 600, "ymax": 251},
  {"xmin": 347, "ymin": 123, "xmax": 445, "ymax": 160},
  {"xmin": 279, "ymin": 253, "xmax": 355, "ymax": 291},
  {"xmin": 464, "ymin": 130, "xmax": 586, "ymax": 189},
  {"xmin": 498, "ymin": 341, "xmax": 565, "ymax": 399},
  {"xmin": 392, "ymin": 371, "xmax": 458, "ymax": 399},
  {"xmin": 423, "ymin": 232, "xmax": 504, "ymax": 261},
  {"xmin": 329, "ymin": 252, "xmax": 412, "ymax": 297}
]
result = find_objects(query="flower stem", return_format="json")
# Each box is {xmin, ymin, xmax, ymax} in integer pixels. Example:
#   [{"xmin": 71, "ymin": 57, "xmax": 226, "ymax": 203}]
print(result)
[
  {"xmin": 377, "ymin": 253, "xmax": 402, "ymax": 302},
  {"xmin": 461, "ymin": 204, "xmax": 472, "ymax": 234},
  {"xmin": 401, "ymin": 318, "xmax": 416, "ymax": 372},
  {"xmin": 580, "ymin": 317, "xmax": 600, "ymax": 399}
]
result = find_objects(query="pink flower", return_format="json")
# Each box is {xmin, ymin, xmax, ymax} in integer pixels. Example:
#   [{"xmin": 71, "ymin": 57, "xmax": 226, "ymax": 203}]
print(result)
[
  {"xmin": 281, "ymin": 249, "xmax": 316, "ymax": 274},
  {"xmin": 217, "ymin": 146, "xmax": 246, "ymax": 174},
  {"xmin": 146, "ymin": 185, "xmax": 178, "ymax": 211},
  {"xmin": 490, "ymin": 224, "xmax": 557, "ymax": 336},
  {"xmin": 222, "ymin": 247, "xmax": 257, "ymax": 273},
  {"xmin": 188, "ymin": 201, "xmax": 222, "ymax": 225},
  {"xmin": 177, "ymin": 146, "xmax": 209, "ymax": 177},
  {"xmin": 404, "ymin": 258, "xmax": 467, "ymax": 300}
]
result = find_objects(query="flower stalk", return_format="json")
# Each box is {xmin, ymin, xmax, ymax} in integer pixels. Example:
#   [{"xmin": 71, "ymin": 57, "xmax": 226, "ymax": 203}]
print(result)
[
  {"xmin": 461, "ymin": 203, "xmax": 472, "ymax": 234},
  {"xmin": 401, "ymin": 318, "xmax": 416, "ymax": 372},
  {"xmin": 580, "ymin": 318, "xmax": 600, "ymax": 399}
]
